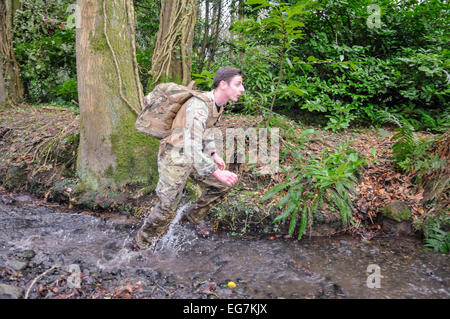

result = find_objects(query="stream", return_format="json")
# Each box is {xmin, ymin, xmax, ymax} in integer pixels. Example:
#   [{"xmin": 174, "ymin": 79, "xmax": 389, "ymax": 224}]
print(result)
[{"xmin": 0, "ymin": 189, "xmax": 448, "ymax": 299}]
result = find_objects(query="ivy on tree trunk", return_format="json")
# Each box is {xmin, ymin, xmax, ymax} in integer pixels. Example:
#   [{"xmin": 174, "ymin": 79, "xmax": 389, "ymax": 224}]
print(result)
[
  {"xmin": 149, "ymin": 0, "xmax": 197, "ymax": 89},
  {"xmin": 0, "ymin": 0, "xmax": 24, "ymax": 105}
]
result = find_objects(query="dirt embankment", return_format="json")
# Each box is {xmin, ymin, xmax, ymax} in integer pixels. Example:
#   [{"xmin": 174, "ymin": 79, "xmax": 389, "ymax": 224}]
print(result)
[{"xmin": 0, "ymin": 103, "xmax": 439, "ymax": 240}]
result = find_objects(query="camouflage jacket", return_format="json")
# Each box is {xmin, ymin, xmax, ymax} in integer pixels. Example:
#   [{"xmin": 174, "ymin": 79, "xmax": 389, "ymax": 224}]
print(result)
[{"xmin": 164, "ymin": 91, "xmax": 224, "ymax": 176}]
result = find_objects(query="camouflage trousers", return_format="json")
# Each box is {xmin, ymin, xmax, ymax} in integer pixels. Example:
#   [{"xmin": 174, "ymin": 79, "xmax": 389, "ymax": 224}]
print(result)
[{"xmin": 137, "ymin": 144, "xmax": 230, "ymax": 246}]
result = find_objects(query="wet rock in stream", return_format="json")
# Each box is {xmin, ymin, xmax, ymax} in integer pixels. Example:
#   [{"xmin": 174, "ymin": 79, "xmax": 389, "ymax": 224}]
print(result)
[{"xmin": 0, "ymin": 283, "xmax": 24, "ymax": 299}]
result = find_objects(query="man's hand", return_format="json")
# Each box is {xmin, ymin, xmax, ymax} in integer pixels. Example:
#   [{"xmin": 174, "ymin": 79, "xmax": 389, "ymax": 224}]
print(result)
[
  {"xmin": 212, "ymin": 153, "xmax": 226, "ymax": 170},
  {"xmin": 213, "ymin": 169, "xmax": 238, "ymax": 187}
]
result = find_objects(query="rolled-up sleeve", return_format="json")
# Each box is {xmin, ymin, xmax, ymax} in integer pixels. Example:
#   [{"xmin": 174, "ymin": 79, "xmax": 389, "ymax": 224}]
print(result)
[{"xmin": 184, "ymin": 98, "xmax": 218, "ymax": 176}]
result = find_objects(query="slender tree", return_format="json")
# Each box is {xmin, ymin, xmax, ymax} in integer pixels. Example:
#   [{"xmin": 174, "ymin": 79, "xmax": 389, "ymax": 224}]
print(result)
[
  {"xmin": 76, "ymin": 0, "xmax": 159, "ymax": 191},
  {"xmin": 0, "ymin": 0, "xmax": 23, "ymax": 105},
  {"xmin": 198, "ymin": 0, "xmax": 210, "ymax": 70},
  {"xmin": 208, "ymin": 0, "xmax": 223, "ymax": 67}
]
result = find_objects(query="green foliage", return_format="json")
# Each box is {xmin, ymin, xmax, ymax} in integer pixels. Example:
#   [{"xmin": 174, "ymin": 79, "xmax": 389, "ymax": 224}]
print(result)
[
  {"xmin": 13, "ymin": 0, "xmax": 77, "ymax": 104},
  {"xmin": 231, "ymin": 0, "xmax": 308, "ymax": 117},
  {"xmin": 134, "ymin": 0, "xmax": 160, "ymax": 88},
  {"xmin": 261, "ymin": 136, "xmax": 364, "ymax": 239},
  {"xmin": 390, "ymin": 119, "xmax": 449, "ymax": 252},
  {"xmin": 52, "ymin": 77, "xmax": 78, "ymax": 102},
  {"xmin": 391, "ymin": 122, "xmax": 446, "ymax": 177},
  {"xmin": 192, "ymin": 70, "xmax": 215, "ymax": 90},
  {"xmin": 219, "ymin": 0, "xmax": 450, "ymax": 132},
  {"xmin": 422, "ymin": 211, "xmax": 450, "ymax": 253}
]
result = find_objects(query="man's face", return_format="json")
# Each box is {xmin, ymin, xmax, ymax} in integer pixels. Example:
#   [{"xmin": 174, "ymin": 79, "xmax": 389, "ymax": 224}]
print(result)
[{"xmin": 221, "ymin": 75, "xmax": 245, "ymax": 102}]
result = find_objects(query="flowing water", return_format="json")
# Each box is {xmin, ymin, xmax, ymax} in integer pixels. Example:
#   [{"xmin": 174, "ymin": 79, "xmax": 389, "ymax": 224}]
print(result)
[{"xmin": 0, "ymin": 191, "xmax": 448, "ymax": 299}]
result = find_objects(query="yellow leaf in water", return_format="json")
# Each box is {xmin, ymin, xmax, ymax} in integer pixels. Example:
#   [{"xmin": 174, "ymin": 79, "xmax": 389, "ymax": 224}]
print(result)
[{"xmin": 227, "ymin": 281, "xmax": 236, "ymax": 289}]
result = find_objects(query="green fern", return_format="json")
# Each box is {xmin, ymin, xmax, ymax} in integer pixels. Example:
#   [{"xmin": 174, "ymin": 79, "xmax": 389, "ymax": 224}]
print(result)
[
  {"xmin": 261, "ymin": 142, "xmax": 363, "ymax": 240},
  {"xmin": 392, "ymin": 123, "xmax": 440, "ymax": 176},
  {"xmin": 424, "ymin": 212, "xmax": 450, "ymax": 253}
]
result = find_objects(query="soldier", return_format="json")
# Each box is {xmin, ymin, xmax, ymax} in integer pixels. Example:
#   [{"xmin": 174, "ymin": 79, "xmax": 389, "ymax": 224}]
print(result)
[{"xmin": 136, "ymin": 67, "xmax": 245, "ymax": 249}]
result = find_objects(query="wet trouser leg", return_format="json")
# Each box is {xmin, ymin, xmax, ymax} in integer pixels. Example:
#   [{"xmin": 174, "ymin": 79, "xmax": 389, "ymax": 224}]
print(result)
[
  {"xmin": 137, "ymin": 146, "xmax": 233, "ymax": 247},
  {"xmin": 137, "ymin": 146, "xmax": 191, "ymax": 246}
]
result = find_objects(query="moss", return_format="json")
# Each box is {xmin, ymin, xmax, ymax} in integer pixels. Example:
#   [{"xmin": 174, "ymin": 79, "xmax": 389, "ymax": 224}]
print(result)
[
  {"xmin": 109, "ymin": 109, "xmax": 159, "ymax": 189},
  {"xmin": 4, "ymin": 165, "xmax": 27, "ymax": 189},
  {"xmin": 104, "ymin": 164, "xmax": 114, "ymax": 178},
  {"xmin": 381, "ymin": 201, "xmax": 412, "ymax": 222},
  {"xmin": 89, "ymin": 3, "xmax": 107, "ymax": 52},
  {"xmin": 78, "ymin": 190, "xmax": 98, "ymax": 208},
  {"xmin": 89, "ymin": 32, "xmax": 109, "ymax": 53},
  {"xmin": 0, "ymin": 101, "xmax": 12, "ymax": 111}
]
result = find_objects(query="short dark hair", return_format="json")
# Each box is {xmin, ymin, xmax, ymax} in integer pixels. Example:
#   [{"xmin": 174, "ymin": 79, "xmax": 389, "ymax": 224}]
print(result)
[{"xmin": 213, "ymin": 66, "xmax": 242, "ymax": 89}]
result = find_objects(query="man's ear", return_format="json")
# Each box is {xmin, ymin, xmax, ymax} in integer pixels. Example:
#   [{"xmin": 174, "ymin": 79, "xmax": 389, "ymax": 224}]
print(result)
[{"xmin": 218, "ymin": 80, "xmax": 228, "ymax": 89}]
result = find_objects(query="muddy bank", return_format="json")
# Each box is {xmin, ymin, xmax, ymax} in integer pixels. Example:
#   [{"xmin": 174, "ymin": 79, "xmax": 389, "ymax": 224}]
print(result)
[{"xmin": 1, "ymin": 104, "xmax": 431, "ymax": 242}]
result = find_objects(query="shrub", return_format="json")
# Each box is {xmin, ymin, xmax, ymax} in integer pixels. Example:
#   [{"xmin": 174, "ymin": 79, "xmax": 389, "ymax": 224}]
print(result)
[
  {"xmin": 261, "ymin": 136, "xmax": 364, "ymax": 239},
  {"xmin": 13, "ymin": 0, "xmax": 77, "ymax": 104}
]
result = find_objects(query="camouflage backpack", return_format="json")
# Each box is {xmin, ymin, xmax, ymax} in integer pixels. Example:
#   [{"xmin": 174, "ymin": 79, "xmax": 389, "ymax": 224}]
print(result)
[{"xmin": 135, "ymin": 81, "xmax": 212, "ymax": 139}]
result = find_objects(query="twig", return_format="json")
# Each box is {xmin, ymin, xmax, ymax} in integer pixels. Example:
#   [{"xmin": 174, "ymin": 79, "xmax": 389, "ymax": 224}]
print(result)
[
  {"xmin": 155, "ymin": 282, "xmax": 172, "ymax": 296},
  {"xmin": 25, "ymin": 264, "xmax": 59, "ymax": 299},
  {"xmin": 40, "ymin": 106, "xmax": 69, "ymax": 112}
]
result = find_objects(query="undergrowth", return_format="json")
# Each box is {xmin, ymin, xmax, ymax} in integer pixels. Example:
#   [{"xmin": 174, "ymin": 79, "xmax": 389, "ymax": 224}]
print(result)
[
  {"xmin": 389, "ymin": 115, "xmax": 449, "ymax": 253},
  {"xmin": 261, "ymin": 131, "xmax": 365, "ymax": 240}
]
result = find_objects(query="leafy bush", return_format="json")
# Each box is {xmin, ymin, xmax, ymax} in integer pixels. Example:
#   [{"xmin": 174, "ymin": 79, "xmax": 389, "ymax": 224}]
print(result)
[
  {"xmin": 13, "ymin": 0, "xmax": 77, "ymax": 104},
  {"xmin": 222, "ymin": 0, "xmax": 449, "ymax": 132}
]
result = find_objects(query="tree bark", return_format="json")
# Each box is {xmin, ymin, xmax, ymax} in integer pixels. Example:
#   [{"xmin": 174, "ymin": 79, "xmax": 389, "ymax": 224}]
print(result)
[
  {"xmin": 208, "ymin": 0, "xmax": 222, "ymax": 68},
  {"xmin": 0, "ymin": 0, "xmax": 24, "ymax": 105},
  {"xmin": 237, "ymin": 0, "xmax": 245, "ymax": 63},
  {"xmin": 76, "ymin": 0, "xmax": 158, "ymax": 191},
  {"xmin": 0, "ymin": 63, "xmax": 5, "ymax": 103},
  {"xmin": 149, "ymin": 0, "xmax": 197, "ymax": 88},
  {"xmin": 198, "ymin": 0, "xmax": 210, "ymax": 70}
]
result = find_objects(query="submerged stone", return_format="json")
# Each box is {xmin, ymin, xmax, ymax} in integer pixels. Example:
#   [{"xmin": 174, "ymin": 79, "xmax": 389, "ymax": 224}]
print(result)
[
  {"xmin": 19, "ymin": 249, "xmax": 36, "ymax": 260},
  {"xmin": 6, "ymin": 258, "xmax": 29, "ymax": 271},
  {"xmin": 0, "ymin": 284, "xmax": 24, "ymax": 299}
]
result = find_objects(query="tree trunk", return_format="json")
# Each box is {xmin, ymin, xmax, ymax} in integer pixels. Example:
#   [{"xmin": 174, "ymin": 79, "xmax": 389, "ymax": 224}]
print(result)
[
  {"xmin": 237, "ymin": 0, "xmax": 245, "ymax": 63},
  {"xmin": 228, "ymin": 0, "xmax": 238, "ymax": 64},
  {"xmin": 0, "ymin": 63, "xmax": 5, "ymax": 103},
  {"xmin": 149, "ymin": 0, "xmax": 197, "ymax": 89},
  {"xmin": 76, "ymin": 0, "xmax": 159, "ymax": 191},
  {"xmin": 198, "ymin": 0, "xmax": 210, "ymax": 70},
  {"xmin": 208, "ymin": 0, "xmax": 222, "ymax": 68},
  {"xmin": 0, "ymin": 0, "xmax": 24, "ymax": 105}
]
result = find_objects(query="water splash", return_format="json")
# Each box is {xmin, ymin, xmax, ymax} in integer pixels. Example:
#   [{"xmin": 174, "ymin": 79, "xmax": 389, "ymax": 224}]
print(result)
[
  {"xmin": 95, "ymin": 201, "xmax": 199, "ymax": 269},
  {"xmin": 150, "ymin": 202, "xmax": 198, "ymax": 254}
]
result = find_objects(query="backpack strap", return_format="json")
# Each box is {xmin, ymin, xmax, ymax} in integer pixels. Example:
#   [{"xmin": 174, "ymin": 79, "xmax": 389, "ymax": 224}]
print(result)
[{"xmin": 187, "ymin": 80, "xmax": 197, "ymax": 90}]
